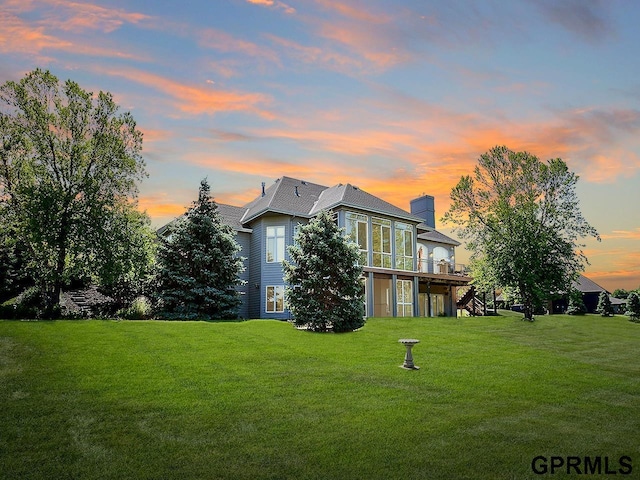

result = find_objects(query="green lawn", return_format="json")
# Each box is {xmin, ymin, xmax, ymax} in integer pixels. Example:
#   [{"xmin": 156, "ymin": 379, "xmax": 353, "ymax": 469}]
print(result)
[{"xmin": 1, "ymin": 314, "xmax": 639, "ymax": 479}]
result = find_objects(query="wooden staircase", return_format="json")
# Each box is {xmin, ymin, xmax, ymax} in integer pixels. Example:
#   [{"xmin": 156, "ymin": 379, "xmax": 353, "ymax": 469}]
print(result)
[{"xmin": 457, "ymin": 286, "xmax": 486, "ymax": 316}]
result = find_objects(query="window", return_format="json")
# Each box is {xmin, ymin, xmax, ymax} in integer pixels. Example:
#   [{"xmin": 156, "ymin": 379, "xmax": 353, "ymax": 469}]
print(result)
[
  {"xmin": 345, "ymin": 212, "xmax": 368, "ymax": 266},
  {"xmin": 266, "ymin": 226, "xmax": 285, "ymax": 263},
  {"xmin": 372, "ymin": 217, "xmax": 391, "ymax": 268},
  {"xmin": 397, "ymin": 279, "xmax": 413, "ymax": 317},
  {"xmin": 266, "ymin": 285, "xmax": 285, "ymax": 313},
  {"xmin": 395, "ymin": 222, "xmax": 414, "ymax": 271}
]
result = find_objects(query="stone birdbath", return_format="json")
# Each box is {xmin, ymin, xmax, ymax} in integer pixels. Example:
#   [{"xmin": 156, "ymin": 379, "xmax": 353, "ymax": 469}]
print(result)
[{"xmin": 399, "ymin": 338, "xmax": 420, "ymax": 370}]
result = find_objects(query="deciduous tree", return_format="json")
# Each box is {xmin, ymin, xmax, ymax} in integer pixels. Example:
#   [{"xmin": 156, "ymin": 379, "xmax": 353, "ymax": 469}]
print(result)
[
  {"xmin": 0, "ymin": 69, "xmax": 149, "ymax": 316},
  {"xmin": 283, "ymin": 210, "xmax": 365, "ymax": 332},
  {"xmin": 443, "ymin": 146, "xmax": 599, "ymax": 321}
]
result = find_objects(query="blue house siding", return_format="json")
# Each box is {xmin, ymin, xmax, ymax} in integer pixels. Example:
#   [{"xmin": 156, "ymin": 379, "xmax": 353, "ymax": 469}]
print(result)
[
  {"xmin": 247, "ymin": 218, "xmax": 264, "ymax": 319},
  {"xmin": 260, "ymin": 215, "xmax": 290, "ymax": 320}
]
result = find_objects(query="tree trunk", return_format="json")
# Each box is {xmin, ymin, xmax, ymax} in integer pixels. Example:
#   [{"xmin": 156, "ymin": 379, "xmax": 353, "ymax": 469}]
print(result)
[{"xmin": 44, "ymin": 216, "xmax": 69, "ymax": 319}]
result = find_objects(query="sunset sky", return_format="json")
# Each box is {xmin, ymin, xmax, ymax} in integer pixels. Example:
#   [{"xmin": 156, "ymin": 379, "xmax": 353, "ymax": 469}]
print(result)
[{"xmin": 2, "ymin": 0, "xmax": 639, "ymax": 291}]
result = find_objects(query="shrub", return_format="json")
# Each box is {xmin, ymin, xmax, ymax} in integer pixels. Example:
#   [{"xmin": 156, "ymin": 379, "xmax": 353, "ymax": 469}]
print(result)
[
  {"xmin": 596, "ymin": 291, "xmax": 613, "ymax": 317},
  {"xmin": 566, "ymin": 289, "xmax": 586, "ymax": 315},
  {"xmin": 118, "ymin": 296, "xmax": 153, "ymax": 320},
  {"xmin": 625, "ymin": 292, "xmax": 640, "ymax": 323}
]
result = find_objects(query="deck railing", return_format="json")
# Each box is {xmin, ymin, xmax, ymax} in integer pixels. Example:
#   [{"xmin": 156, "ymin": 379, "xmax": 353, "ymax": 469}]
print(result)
[{"xmin": 417, "ymin": 260, "xmax": 468, "ymax": 276}]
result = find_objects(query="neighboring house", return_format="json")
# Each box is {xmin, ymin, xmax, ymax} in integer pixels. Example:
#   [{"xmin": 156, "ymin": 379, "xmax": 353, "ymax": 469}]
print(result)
[
  {"xmin": 551, "ymin": 275, "xmax": 621, "ymax": 314},
  {"xmin": 159, "ymin": 176, "xmax": 470, "ymax": 319}
]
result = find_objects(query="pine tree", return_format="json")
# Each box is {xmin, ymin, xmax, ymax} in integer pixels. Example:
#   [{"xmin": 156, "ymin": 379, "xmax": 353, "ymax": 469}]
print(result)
[
  {"xmin": 283, "ymin": 210, "xmax": 365, "ymax": 332},
  {"xmin": 156, "ymin": 179, "xmax": 244, "ymax": 319},
  {"xmin": 625, "ymin": 292, "xmax": 640, "ymax": 323},
  {"xmin": 596, "ymin": 291, "xmax": 613, "ymax": 317}
]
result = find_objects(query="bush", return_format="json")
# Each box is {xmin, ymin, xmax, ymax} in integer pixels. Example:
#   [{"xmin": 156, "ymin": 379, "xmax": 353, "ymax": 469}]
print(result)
[
  {"xmin": 118, "ymin": 296, "xmax": 153, "ymax": 320},
  {"xmin": 596, "ymin": 291, "xmax": 613, "ymax": 317},
  {"xmin": 566, "ymin": 289, "xmax": 586, "ymax": 315},
  {"xmin": 625, "ymin": 292, "xmax": 640, "ymax": 323}
]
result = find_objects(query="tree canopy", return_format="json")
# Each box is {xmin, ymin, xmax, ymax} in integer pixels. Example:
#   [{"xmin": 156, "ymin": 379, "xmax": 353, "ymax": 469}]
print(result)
[
  {"xmin": 155, "ymin": 179, "xmax": 244, "ymax": 320},
  {"xmin": 283, "ymin": 210, "xmax": 365, "ymax": 332},
  {"xmin": 0, "ymin": 69, "xmax": 150, "ymax": 316},
  {"xmin": 443, "ymin": 146, "xmax": 599, "ymax": 321}
]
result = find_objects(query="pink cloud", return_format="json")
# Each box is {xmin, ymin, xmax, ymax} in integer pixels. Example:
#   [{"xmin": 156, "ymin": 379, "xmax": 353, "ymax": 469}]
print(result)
[
  {"xmin": 246, "ymin": 0, "xmax": 295, "ymax": 14},
  {"xmin": 0, "ymin": 3, "xmax": 148, "ymax": 59},
  {"xmin": 198, "ymin": 28, "xmax": 280, "ymax": 65}
]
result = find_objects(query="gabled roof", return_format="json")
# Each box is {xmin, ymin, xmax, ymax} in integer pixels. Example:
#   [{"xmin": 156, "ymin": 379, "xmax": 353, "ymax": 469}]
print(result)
[
  {"xmin": 241, "ymin": 176, "xmax": 327, "ymax": 223},
  {"xmin": 417, "ymin": 227, "xmax": 461, "ymax": 246},
  {"xmin": 573, "ymin": 275, "xmax": 608, "ymax": 294},
  {"xmin": 157, "ymin": 203, "xmax": 252, "ymax": 236},
  {"xmin": 309, "ymin": 183, "xmax": 423, "ymax": 223},
  {"xmin": 218, "ymin": 204, "xmax": 252, "ymax": 233}
]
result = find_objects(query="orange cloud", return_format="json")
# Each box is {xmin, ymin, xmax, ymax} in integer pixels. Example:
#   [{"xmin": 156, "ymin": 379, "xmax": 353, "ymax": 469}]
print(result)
[
  {"xmin": 98, "ymin": 67, "xmax": 273, "ymax": 118},
  {"xmin": 601, "ymin": 228, "xmax": 640, "ymax": 241}
]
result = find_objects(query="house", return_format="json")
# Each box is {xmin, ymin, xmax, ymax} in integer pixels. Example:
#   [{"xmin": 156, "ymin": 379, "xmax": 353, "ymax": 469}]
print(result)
[
  {"xmin": 550, "ymin": 275, "xmax": 621, "ymax": 314},
  {"xmin": 159, "ymin": 176, "xmax": 471, "ymax": 319}
]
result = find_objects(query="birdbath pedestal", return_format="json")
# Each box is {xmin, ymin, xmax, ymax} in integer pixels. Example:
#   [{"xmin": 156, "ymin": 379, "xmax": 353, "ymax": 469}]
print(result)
[{"xmin": 399, "ymin": 339, "xmax": 420, "ymax": 370}]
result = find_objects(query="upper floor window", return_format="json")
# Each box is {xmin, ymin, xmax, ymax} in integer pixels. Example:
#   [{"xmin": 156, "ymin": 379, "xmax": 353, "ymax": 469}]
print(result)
[
  {"xmin": 266, "ymin": 226, "xmax": 285, "ymax": 263},
  {"xmin": 395, "ymin": 222, "xmax": 414, "ymax": 271},
  {"xmin": 372, "ymin": 217, "xmax": 391, "ymax": 268},
  {"xmin": 345, "ymin": 212, "xmax": 368, "ymax": 266}
]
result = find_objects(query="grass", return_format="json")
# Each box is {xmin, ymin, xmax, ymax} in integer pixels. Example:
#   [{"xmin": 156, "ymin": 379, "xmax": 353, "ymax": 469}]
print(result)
[{"xmin": 1, "ymin": 314, "xmax": 639, "ymax": 479}]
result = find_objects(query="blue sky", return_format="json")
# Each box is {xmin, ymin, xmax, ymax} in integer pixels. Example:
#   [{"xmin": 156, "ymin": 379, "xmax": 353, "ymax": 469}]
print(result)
[{"xmin": 1, "ymin": 0, "xmax": 639, "ymax": 290}]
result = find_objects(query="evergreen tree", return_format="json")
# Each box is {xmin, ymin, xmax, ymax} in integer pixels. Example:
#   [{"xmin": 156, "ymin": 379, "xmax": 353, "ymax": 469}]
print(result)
[
  {"xmin": 625, "ymin": 292, "xmax": 640, "ymax": 323},
  {"xmin": 566, "ymin": 288, "xmax": 586, "ymax": 315},
  {"xmin": 156, "ymin": 179, "xmax": 244, "ymax": 319},
  {"xmin": 283, "ymin": 210, "xmax": 365, "ymax": 332},
  {"xmin": 596, "ymin": 291, "xmax": 613, "ymax": 317}
]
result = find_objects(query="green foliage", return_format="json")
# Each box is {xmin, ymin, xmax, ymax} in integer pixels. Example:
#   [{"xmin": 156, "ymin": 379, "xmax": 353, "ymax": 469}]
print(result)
[
  {"xmin": 625, "ymin": 292, "xmax": 640, "ymax": 323},
  {"xmin": 156, "ymin": 179, "xmax": 244, "ymax": 319},
  {"xmin": 0, "ymin": 69, "xmax": 149, "ymax": 316},
  {"xmin": 283, "ymin": 210, "xmax": 365, "ymax": 332},
  {"xmin": 596, "ymin": 291, "xmax": 613, "ymax": 317},
  {"xmin": 118, "ymin": 296, "xmax": 153, "ymax": 320},
  {"xmin": 443, "ymin": 146, "xmax": 599, "ymax": 321},
  {"xmin": 0, "ymin": 220, "xmax": 30, "ymax": 302},
  {"xmin": 612, "ymin": 288, "xmax": 630, "ymax": 299},
  {"xmin": 97, "ymin": 206, "xmax": 157, "ymax": 308},
  {"xmin": 566, "ymin": 289, "xmax": 586, "ymax": 315}
]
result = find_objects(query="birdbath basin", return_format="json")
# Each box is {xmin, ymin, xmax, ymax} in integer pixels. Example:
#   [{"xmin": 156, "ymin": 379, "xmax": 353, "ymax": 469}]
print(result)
[{"xmin": 399, "ymin": 338, "xmax": 420, "ymax": 370}]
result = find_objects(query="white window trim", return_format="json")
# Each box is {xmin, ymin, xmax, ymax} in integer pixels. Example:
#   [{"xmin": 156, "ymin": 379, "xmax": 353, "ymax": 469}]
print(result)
[
  {"xmin": 265, "ymin": 285, "xmax": 285, "ymax": 313},
  {"xmin": 266, "ymin": 226, "xmax": 285, "ymax": 263}
]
